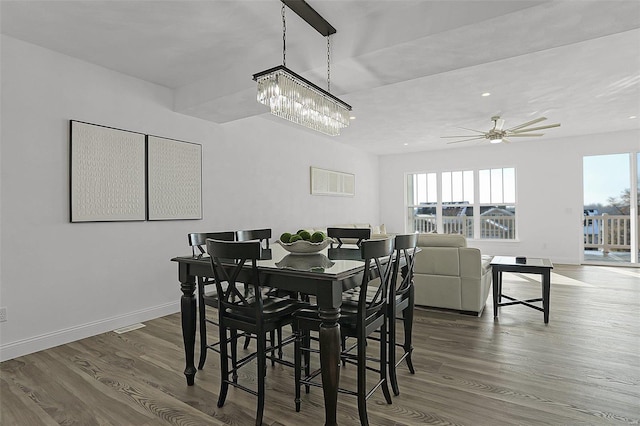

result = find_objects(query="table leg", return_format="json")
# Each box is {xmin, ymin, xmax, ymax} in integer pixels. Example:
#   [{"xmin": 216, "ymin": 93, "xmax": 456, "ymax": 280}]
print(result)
[
  {"xmin": 542, "ymin": 270, "xmax": 551, "ymax": 324},
  {"xmin": 180, "ymin": 279, "xmax": 197, "ymax": 386},
  {"xmin": 318, "ymin": 307, "xmax": 341, "ymax": 426},
  {"xmin": 492, "ymin": 268, "xmax": 500, "ymax": 318}
]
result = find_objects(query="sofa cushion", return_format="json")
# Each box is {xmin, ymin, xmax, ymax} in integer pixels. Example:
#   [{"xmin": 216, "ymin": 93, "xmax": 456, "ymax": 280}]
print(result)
[
  {"xmin": 414, "ymin": 247, "xmax": 460, "ymax": 276},
  {"xmin": 417, "ymin": 233, "xmax": 467, "ymax": 248}
]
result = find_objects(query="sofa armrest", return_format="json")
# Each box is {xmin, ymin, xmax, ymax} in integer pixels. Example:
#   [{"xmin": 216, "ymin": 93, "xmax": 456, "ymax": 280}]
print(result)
[{"xmin": 459, "ymin": 247, "xmax": 484, "ymax": 279}]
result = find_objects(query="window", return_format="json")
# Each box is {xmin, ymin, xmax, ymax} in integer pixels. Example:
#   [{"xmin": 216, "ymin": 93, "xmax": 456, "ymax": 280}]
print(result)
[
  {"xmin": 407, "ymin": 173, "xmax": 437, "ymax": 232},
  {"xmin": 441, "ymin": 170, "xmax": 474, "ymax": 237},
  {"xmin": 406, "ymin": 167, "xmax": 516, "ymax": 239},
  {"xmin": 478, "ymin": 168, "xmax": 516, "ymax": 239}
]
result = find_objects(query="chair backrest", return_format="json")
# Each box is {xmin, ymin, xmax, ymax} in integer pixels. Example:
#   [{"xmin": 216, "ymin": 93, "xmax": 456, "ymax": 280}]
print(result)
[
  {"xmin": 236, "ymin": 228, "xmax": 271, "ymax": 249},
  {"xmin": 206, "ymin": 239, "xmax": 264, "ymax": 321},
  {"xmin": 188, "ymin": 231, "xmax": 235, "ymax": 257},
  {"xmin": 391, "ymin": 234, "xmax": 418, "ymax": 298},
  {"xmin": 356, "ymin": 237, "xmax": 395, "ymax": 324},
  {"xmin": 327, "ymin": 227, "xmax": 371, "ymax": 248}
]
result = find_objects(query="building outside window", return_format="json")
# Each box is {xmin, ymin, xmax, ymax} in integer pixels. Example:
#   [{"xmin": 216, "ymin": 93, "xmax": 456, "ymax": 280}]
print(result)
[{"xmin": 406, "ymin": 167, "xmax": 516, "ymax": 239}]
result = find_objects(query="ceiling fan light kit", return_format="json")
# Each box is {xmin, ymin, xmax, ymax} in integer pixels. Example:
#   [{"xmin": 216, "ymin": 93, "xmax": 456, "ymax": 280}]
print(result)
[
  {"xmin": 442, "ymin": 115, "xmax": 561, "ymax": 145},
  {"xmin": 253, "ymin": 0, "xmax": 352, "ymax": 136}
]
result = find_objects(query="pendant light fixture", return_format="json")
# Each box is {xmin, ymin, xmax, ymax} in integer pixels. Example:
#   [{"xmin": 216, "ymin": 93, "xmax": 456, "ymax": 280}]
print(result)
[{"xmin": 253, "ymin": 0, "xmax": 352, "ymax": 136}]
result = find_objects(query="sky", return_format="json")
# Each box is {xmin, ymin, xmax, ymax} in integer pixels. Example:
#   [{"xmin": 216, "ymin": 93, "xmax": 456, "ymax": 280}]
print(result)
[{"xmin": 583, "ymin": 153, "xmax": 636, "ymax": 205}]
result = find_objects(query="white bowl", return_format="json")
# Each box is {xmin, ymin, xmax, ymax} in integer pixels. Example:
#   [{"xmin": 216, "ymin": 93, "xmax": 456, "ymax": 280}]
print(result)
[{"xmin": 276, "ymin": 238, "xmax": 332, "ymax": 255}]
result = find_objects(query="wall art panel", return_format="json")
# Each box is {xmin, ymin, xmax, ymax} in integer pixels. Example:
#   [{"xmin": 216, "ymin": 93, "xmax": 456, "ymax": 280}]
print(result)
[
  {"xmin": 147, "ymin": 136, "xmax": 202, "ymax": 220},
  {"xmin": 70, "ymin": 121, "xmax": 146, "ymax": 222},
  {"xmin": 310, "ymin": 167, "xmax": 355, "ymax": 197}
]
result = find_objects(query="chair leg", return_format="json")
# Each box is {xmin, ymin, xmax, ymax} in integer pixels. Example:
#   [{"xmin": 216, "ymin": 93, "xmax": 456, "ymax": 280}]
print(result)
[
  {"xmin": 270, "ymin": 330, "xmax": 276, "ymax": 366},
  {"xmin": 294, "ymin": 327, "xmax": 302, "ymax": 412},
  {"xmin": 197, "ymin": 281, "xmax": 207, "ymax": 370},
  {"xmin": 380, "ymin": 317, "xmax": 393, "ymax": 404},
  {"xmin": 341, "ymin": 335, "xmax": 347, "ymax": 366},
  {"xmin": 231, "ymin": 329, "xmax": 238, "ymax": 383},
  {"xmin": 217, "ymin": 326, "xmax": 229, "ymax": 408},
  {"xmin": 243, "ymin": 334, "xmax": 251, "ymax": 350},
  {"xmin": 256, "ymin": 333, "xmax": 267, "ymax": 426},
  {"xmin": 277, "ymin": 327, "xmax": 283, "ymax": 360},
  {"xmin": 388, "ymin": 305, "xmax": 400, "ymax": 396},
  {"xmin": 404, "ymin": 290, "xmax": 416, "ymax": 374},
  {"xmin": 357, "ymin": 334, "xmax": 369, "ymax": 426},
  {"xmin": 303, "ymin": 332, "xmax": 311, "ymax": 394}
]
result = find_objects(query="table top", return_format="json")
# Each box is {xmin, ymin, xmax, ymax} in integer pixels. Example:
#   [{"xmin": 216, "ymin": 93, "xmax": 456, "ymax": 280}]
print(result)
[
  {"xmin": 491, "ymin": 256, "xmax": 553, "ymax": 269},
  {"xmin": 172, "ymin": 243, "xmax": 369, "ymax": 280}
]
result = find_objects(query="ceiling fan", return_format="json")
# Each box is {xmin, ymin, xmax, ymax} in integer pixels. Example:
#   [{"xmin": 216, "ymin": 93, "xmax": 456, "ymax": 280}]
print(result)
[{"xmin": 442, "ymin": 116, "xmax": 561, "ymax": 144}]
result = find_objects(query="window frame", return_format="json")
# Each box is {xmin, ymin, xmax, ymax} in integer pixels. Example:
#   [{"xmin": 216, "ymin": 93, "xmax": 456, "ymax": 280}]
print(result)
[{"xmin": 405, "ymin": 167, "xmax": 517, "ymax": 240}]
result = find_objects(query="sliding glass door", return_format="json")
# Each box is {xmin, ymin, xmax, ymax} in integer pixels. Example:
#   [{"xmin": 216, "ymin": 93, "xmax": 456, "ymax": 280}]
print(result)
[{"xmin": 583, "ymin": 152, "xmax": 639, "ymax": 265}]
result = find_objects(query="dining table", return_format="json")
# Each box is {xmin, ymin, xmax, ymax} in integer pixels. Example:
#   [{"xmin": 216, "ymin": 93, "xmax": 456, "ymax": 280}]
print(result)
[{"xmin": 172, "ymin": 242, "xmax": 386, "ymax": 426}]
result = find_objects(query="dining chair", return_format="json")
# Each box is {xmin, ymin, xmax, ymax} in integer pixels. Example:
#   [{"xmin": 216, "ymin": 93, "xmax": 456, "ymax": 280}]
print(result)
[
  {"xmin": 206, "ymin": 238, "xmax": 302, "ymax": 426},
  {"xmin": 292, "ymin": 237, "xmax": 395, "ymax": 426},
  {"xmin": 187, "ymin": 231, "xmax": 236, "ymax": 370},
  {"xmin": 387, "ymin": 233, "xmax": 418, "ymax": 396},
  {"xmin": 235, "ymin": 228, "xmax": 275, "ymax": 353},
  {"xmin": 327, "ymin": 227, "xmax": 371, "ymax": 248},
  {"xmin": 236, "ymin": 228, "xmax": 271, "ymax": 249}
]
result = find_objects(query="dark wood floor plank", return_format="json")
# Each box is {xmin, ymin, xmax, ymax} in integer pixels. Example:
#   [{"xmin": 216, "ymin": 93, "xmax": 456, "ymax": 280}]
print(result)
[
  {"xmin": 1, "ymin": 264, "xmax": 639, "ymax": 425},
  {"xmin": 0, "ymin": 376, "xmax": 60, "ymax": 426}
]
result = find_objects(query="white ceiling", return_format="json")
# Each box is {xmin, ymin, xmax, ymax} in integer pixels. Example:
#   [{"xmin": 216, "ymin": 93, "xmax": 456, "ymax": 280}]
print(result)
[{"xmin": 2, "ymin": 0, "xmax": 639, "ymax": 154}]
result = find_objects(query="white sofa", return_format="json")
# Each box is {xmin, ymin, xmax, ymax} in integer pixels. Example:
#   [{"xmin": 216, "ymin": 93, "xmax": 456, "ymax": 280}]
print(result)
[{"xmin": 413, "ymin": 233, "xmax": 492, "ymax": 315}]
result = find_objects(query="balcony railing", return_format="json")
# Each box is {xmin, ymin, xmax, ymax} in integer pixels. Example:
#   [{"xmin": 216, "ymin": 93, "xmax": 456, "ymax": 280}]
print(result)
[
  {"xmin": 412, "ymin": 215, "xmax": 515, "ymax": 239},
  {"xmin": 584, "ymin": 214, "xmax": 636, "ymax": 253}
]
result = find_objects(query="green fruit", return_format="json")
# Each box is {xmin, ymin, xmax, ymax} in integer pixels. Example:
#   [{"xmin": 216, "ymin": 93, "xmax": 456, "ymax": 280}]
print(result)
[
  {"xmin": 280, "ymin": 232, "xmax": 292, "ymax": 243},
  {"xmin": 296, "ymin": 229, "xmax": 306, "ymax": 235},
  {"xmin": 310, "ymin": 231, "xmax": 325, "ymax": 243},
  {"xmin": 298, "ymin": 230, "xmax": 311, "ymax": 241},
  {"xmin": 289, "ymin": 234, "xmax": 302, "ymax": 243}
]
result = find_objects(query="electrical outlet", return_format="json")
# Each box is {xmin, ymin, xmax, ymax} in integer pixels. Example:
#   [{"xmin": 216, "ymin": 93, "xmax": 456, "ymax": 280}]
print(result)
[{"xmin": 0, "ymin": 307, "xmax": 6, "ymax": 322}]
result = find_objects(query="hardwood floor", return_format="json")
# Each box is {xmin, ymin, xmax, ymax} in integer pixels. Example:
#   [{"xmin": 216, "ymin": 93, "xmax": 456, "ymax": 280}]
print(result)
[{"xmin": 2, "ymin": 264, "xmax": 639, "ymax": 425}]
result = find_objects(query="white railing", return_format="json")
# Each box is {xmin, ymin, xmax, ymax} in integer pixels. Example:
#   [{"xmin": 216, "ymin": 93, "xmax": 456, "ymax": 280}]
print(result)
[
  {"xmin": 584, "ymin": 214, "xmax": 635, "ymax": 253},
  {"xmin": 479, "ymin": 215, "xmax": 516, "ymax": 239},
  {"xmin": 413, "ymin": 215, "xmax": 437, "ymax": 233},
  {"xmin": 412, "ymin": 215, "xmax": 515, "ymax": 239}
]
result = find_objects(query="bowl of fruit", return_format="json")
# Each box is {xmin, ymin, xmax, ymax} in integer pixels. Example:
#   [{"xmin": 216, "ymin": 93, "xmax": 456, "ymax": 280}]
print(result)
[{"xmin": 276, "ymin": 230, "xmax": 333, "ymax": 255}]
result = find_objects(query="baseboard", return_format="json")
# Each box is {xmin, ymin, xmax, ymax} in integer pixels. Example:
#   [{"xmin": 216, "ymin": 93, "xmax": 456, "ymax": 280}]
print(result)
[{"xmin": 0, "ymin": 302, "xmax": 179, "ymax": 362}]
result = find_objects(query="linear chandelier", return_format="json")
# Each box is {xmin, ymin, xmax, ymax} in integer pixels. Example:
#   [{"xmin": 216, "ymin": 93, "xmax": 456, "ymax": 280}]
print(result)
[{"xmin": 252, "ymin": 0, "xmax": 352, "ymax": 136}]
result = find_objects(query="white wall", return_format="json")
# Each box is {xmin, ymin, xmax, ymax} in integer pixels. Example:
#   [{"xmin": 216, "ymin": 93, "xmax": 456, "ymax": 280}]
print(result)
[
  {"xmin": 0, "ymin": 35, "xmax": 379, "ymax": 361},
  {"xmin": 379, "ymin": 130, "xmax": 639, "ymax": 264}
]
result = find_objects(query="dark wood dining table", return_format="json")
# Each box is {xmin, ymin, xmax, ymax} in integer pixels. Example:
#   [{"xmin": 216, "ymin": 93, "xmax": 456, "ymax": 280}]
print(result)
[{"xmin": 172, "ymin": 243, "xmax": 376, "ymax": 426}]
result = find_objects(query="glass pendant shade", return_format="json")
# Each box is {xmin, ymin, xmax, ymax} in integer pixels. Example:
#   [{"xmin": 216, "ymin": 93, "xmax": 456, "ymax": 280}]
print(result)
[{"xmin": 254, "ymin": 66, "xmax": 352, "ymax": 136}]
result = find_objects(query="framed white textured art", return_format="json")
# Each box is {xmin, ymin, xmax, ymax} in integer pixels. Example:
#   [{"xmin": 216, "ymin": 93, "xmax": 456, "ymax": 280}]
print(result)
[
  {"xmin": 310, "ymin": 167, "xmax": 355, "ymax": 196},
  {"xmin": 70, "ymin": 121, "xmax": 146, "ymax": 222},
  {"xmin": 147, "ymin": 136, "xmax": 202, "ymax": 220}
]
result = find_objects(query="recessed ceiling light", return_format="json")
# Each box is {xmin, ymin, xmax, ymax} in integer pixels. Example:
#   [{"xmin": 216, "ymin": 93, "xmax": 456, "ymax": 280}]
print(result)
[
  {"xmin": 481, "ymin": 92, "xmax": 491, "ymax": 97},
  {"xmin": 403, "ymin": 143, "xmax": 409, "ymax": 146},
  {"xmin": 630, "ymin": 115, "xmax": 637, "ymax": 119},
  {"xmin": 350, "ymin": 116, "xmax": 356, "ymax": 120}
]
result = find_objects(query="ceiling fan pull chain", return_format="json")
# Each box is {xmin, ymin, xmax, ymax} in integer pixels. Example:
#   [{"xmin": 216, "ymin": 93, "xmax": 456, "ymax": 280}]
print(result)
[{"xmin": 282, "ymin": 3, "xmax": 286, "ymax": 67}]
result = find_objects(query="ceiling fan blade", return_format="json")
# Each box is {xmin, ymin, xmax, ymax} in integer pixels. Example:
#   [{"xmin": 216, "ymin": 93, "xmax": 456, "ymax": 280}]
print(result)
[
  {"xmin": 446, "ymin": 137, "xmax": 486, "ymax": 144},
  {"xmin": 494, "ymin": 118, "xmax": 505, "ymax": 131},
  {"xmin": 507, "ymin": 133, "xmax": 545, "ymax": 137},
  {"xmin": 505, "ymin": 117, "xmax": 547, "ymax": 132},
  {"xmin": 456, "ymin": 126, "xmax": 487, "ymax": 134},
  {"xmin": 510, "ymin": 123, "xmax": 561, "ymax": 133},
  {"xmin": 502, "ymin": 138, "xmax": 512, "ymax": 143},
  {"xmin": 441, "ymin": 135, "xmax": 484, "ymax": 138}
]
